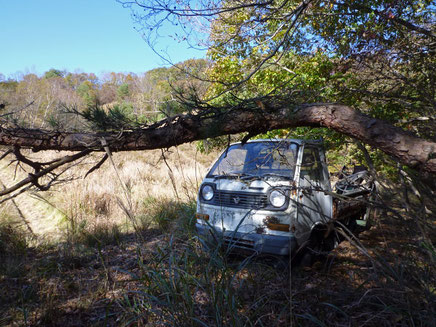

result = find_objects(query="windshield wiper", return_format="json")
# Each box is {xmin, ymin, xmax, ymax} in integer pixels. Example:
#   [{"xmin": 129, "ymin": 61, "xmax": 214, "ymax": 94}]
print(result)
[
  {"xmin": 212, "ymin": 173, "xmax": 251, "ymax": 180},
  {"xmin": 239, "ymin": 174, "xmax": 260, "ymax": 180},
  {"xmin": 240, "ymin": 173, "xmax": 293, "ymax": 180},
  {"xmin": 213, "ymin": 173, "xmax": 292, "ymax": 180}
]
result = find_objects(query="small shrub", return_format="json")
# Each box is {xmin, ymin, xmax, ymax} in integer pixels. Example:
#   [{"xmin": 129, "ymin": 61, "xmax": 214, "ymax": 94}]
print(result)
[
  {"xmin": 141, "ymin": 197, "xmax": 196, "ymax": 232},
  {"xmin": 83, "ymin": 223, "xmax": 121, "ymax": 248},
  {"xmin": 82, "ymin": 191, "xmax": 112, "ymax": 216},
  {"xmin": 66, "ymin": 221, "xmax": 122, "ymax": 248},
  {"xmin": 134, "ymin": 213, "xmax": 152, "ymax": 233}
]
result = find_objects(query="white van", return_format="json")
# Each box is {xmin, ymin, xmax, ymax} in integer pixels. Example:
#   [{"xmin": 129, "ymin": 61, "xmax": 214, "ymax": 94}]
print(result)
[{"xmin": 195, "ymin": 139, "xmax": 338, "ymax": 256}]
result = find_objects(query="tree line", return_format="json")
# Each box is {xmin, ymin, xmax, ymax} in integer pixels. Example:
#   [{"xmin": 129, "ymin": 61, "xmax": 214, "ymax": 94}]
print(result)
[{"xmin": 0, "ymin": 59, "xmax": 209, "ymax": 131}]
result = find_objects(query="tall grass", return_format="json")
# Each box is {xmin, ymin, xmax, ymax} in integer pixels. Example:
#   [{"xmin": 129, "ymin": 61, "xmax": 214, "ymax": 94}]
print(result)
[
  {"xmin": 0, "ymin": 144, "xmax": 210, "ymax": 241},
  {"xmin": 118, "ymin": 234, "xmax": 290, "ymax": 327},
  {"xmin": 140, "ymin": 196, "xmax": 196, "ymax": 231}
]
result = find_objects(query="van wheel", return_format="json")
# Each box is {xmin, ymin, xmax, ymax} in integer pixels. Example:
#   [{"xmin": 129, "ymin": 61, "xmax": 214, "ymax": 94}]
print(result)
[
  {"xmin": 300, "ymin": 248, "xmax": 316, "ymax": 267},
  {"xmin": 300, "ymin": 233, "xmax": 337, "ymax": 267},
  {"xmin": 299, "ymin": 240, "xmax": 322, "ymax": 267}
]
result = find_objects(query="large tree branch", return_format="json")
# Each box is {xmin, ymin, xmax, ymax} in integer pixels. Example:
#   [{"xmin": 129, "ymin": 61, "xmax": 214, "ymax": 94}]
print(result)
[{"xmin": 1, "ymin": 103, "xmax": 435, "ymax": 173}]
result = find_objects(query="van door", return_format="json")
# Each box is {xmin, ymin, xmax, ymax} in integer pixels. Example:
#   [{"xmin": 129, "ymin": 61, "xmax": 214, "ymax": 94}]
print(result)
[{"xmin": 295, "ymin": 145, "xmax": 333, "ymax": 243}]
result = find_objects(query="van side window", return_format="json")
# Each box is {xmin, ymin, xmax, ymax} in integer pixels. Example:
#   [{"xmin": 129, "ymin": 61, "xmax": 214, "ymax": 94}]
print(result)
[{"xmin": 300, "ymin": 146, "xmax": 325, "ymax": 183}]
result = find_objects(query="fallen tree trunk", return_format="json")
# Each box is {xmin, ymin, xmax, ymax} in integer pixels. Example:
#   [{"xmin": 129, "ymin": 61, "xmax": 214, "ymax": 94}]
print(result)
[{"xmin": 1, "ymin": 103, "xmax": 435, "ymax": 173}]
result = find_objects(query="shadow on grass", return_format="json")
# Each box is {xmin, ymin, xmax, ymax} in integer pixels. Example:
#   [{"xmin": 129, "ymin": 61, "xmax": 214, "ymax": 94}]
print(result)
[{"xmin": 0, "ymin": 211, "xmax": 434, "ymax": 326}]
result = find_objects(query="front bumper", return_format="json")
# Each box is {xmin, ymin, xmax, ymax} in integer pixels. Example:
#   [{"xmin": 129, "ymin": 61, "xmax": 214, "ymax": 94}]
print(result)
[{"xmin": 196, "ymin": 223, "xmax": 297, "ymax": 256}]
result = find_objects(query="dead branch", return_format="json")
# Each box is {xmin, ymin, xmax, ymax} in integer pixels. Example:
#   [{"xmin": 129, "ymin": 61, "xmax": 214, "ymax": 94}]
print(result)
[{"xmin": 0, "ymin": 149, "xmax": 92, "ymax": 197}]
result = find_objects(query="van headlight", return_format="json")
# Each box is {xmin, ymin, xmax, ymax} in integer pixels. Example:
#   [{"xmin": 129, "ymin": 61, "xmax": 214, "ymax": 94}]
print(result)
[
  {"xmin": 269, "ymin": 189, "xmax": 287, "ymax": 208},
  {"xmin": 201, "ymin": 184, "xmax": 214, "ymax": 201}
]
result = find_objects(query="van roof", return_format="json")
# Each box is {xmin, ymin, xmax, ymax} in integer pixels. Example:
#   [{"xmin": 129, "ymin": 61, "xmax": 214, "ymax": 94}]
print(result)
[{"xmin": 231, "ymin": 138, "xmax": 323, "ymax": 146}]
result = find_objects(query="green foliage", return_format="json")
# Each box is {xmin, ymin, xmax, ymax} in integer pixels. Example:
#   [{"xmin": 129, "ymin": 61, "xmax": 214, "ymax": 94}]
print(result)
[
  {"xmin": 141, "ymin": 59, "xmax": 209, "ymax": 115},
  {"xmin": 82, "ymin": 103, "xmax": 146, "ymax": 131},
  {"xmin": 46, "ymin": 115, "xmax": 62, "ymax": 129},
  {"xmin": 0, "ymin": 80, "xmax": 19, "ymax": 92},
  {"xmin": 77, "ymin": 81, "xmax": 98, "ymax": 106},
  {"xmin": 0, "ymin": 59, "xmax": 210, "ymax": 132},
  {"xmin": 141, "ymin": 196, "xmax": 196, "ymax": 231},
  {"xmin": 116, "ymin": 82, "xmax": 129, "ymax": 100},
  {"xmin": 209, "ymin": 1, "xmax": 434, "ymax": 108},
  {"xmin": 44, "ymin": 68, "xmax": 64, "ymax": 79},
  {"xmin": 203, "ymin": 0, "xmax": 435, "ymax": 169}
]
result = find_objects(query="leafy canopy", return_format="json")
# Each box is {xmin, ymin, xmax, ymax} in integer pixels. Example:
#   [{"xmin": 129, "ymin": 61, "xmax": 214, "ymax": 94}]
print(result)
[{"xmin": 199, "ymin": 0, "xmax": 435, "ymax": 150}]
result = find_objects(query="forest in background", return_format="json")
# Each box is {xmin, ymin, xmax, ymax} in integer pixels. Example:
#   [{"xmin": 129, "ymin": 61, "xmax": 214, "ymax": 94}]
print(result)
[{"xmin": 0, "ymin": 59, "xmax": 208, "ymax": 131}]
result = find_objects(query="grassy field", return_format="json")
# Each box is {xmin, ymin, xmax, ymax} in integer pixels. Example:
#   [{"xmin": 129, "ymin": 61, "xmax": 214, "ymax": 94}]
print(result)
[
  {"xmin": 0, "ymin": 143, "xmax": 435, "ymax": 326},
  {"xmin": 0, "ymin": 143, "xmax": 211, "ymax": 241}
]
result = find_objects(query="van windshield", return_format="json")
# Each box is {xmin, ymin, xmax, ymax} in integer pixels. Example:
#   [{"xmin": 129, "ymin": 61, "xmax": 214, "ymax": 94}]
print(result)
[{"xmin": 208, "ymin": 141, "xmax": 298, "ymax": 179}]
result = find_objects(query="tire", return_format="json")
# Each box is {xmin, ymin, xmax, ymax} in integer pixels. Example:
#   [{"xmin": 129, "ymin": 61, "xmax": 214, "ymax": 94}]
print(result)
[
  {"xmin": 299, "ymin": 233, "xmax": 336, "ymax": 267},
  {"xmin": 300, "ymin": 249, "xmax": 316, "ymax": 267},
  {"xmin": 301, "ymin": 241, "xmax": 323, "ymax": 267}
]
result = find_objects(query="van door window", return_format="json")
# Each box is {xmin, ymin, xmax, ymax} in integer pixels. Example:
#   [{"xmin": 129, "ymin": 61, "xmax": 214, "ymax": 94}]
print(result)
[
  {"xmin": 297, "ymin": 145, "xmax": 333, "ymax": 227},
  {"xmin": 300, "ymin": 146, "xmax": 327, "ymax": 186}
]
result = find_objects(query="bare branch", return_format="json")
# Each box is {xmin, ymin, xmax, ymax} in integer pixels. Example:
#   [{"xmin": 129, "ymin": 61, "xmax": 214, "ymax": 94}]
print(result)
[
  {"xmin": 0, "ymin": 149, "xmax": 92, "ymax": 197},
  {"xmin": 84, "ymin": 153, "xmax": 109, "ymax": 178}
]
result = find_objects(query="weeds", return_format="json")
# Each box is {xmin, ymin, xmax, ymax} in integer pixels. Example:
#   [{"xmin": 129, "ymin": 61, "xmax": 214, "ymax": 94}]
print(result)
[
  {"xmin": 56, "ymin": 197, "xmax": 123, "ymax": 249},
  {"xmin": 119, "ymin": 236, "xmax": 290, "ymax": 326},
  {"xmin": 140, "ymin": 196, "xmax": 196, "ymax": 232}
]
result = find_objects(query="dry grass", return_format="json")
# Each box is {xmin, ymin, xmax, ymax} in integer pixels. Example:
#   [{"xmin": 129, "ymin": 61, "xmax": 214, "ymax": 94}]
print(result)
[{"xmin": 0, "ymin": 143, "xmax": 214, "ymax": 243}]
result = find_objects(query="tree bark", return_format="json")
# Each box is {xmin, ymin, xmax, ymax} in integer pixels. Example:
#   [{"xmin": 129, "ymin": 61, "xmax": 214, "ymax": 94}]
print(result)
[{"xmin": 1, "ymin": 103, "xmax": 435, "ymax": 173}]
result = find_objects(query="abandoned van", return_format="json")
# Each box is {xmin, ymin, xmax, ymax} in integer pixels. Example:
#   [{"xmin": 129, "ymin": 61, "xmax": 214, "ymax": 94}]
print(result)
[{"xmin": 195, "ymin": 139, "xmax": 338, "ymax": 256}]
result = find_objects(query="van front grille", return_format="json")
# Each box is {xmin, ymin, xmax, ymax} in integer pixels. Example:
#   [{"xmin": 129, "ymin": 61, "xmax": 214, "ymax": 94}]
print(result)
[
  {"xmin": 223, "ymin": 236, "xmax": 255, "ymax": 249},
  {"xmin": 209, "ymin": 190, "xmax": 267, "ymax": 209}
]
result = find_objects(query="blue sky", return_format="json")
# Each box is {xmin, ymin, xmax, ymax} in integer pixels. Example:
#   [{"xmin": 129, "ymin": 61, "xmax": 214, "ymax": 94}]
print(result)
[{"xmin": 0, "ymin": 0, "xmax": 205, "ymax": 78}]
